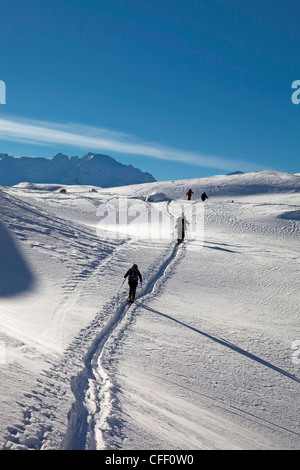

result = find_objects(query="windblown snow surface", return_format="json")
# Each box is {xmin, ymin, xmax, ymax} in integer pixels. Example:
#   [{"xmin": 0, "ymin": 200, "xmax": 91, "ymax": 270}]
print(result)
[{"xmin": 0, "ymin": 170, "xmax": 299, "ymax": 450}]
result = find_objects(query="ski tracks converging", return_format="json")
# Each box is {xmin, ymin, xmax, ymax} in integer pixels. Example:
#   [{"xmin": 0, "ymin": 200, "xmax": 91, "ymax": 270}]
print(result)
[
  {"xmin": 2, "ymin": 189, "xmax": 184, "ymax": 450},
  {"xmin": 61, "ymin": 239, "xmax": 183, "ymax": 450}
]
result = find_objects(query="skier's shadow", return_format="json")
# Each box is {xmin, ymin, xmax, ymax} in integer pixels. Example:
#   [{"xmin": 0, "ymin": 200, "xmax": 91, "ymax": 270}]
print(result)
[
  {"xmin": 0, "ymin": 221, "xmax": 35, "ymax": 296},
  {"xmin": 134, "ymin": 301, "xmax": 300, "ymax": 383},
  {"xmin": 204, "ymin": 241, "xmax": 240, "ymax": 253}
]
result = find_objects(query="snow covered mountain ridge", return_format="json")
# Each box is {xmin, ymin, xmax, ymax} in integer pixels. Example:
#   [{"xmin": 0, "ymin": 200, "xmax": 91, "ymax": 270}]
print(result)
[{"xmin": 0, "ymin": 152, "xmax": 156, "ymax": 187}]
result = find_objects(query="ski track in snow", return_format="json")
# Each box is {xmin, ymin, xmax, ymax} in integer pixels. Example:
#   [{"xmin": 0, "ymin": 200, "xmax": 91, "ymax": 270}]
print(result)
[
  {"xmin": 83, "ymin": 242, "xmax": 181, "ymax": 450},
  {"xmin": 60, "ymin": 241, "xmax": 180, "ymax": 450}
]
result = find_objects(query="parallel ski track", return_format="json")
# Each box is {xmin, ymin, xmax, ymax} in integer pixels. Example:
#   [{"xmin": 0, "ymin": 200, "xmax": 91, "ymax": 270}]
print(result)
[{"xmin": 61, "ymin": 241, "xmax": 180, "ymax": 450}]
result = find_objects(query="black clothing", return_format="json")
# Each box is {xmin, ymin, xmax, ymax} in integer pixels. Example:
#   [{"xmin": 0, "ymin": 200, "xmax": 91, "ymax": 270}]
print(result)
[
  {"xmin": 186, "ymin": 189, "xmax": 194, "ymax": 200},
  {"xmin": 124, "ymin": 265, "xmax": 142, "ymax": 300}
]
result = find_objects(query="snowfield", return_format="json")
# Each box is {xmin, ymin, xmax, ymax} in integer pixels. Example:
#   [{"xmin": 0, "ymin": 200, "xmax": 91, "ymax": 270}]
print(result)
[{"xmin": 0, "ymin": 170, "xmax": 299, "ymax": 450}]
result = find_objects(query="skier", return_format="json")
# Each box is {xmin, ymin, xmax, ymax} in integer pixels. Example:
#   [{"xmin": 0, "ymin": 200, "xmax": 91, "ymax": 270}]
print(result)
[
  {"xmin": 186, "ymin": 188, "xmax": 194, "ymax": 200},
  {"xmin": 175, "ymin": 216, "xmax": 186, "ymax": 244},
  {"xmin": 124, "ymin": 264, "xmax": 142, "ymax": 302},
  {"xmin": 201, "ymin": 192, "xmax": 208, "ymax": 202}
]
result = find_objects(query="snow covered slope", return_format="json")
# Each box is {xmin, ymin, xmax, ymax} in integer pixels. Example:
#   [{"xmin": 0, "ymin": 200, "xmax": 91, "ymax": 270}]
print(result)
[
  {"xmin": 105, "ymin": 169, "xmax": 300, "ymax": 199},
  {"xmin": 0, "ymin": 152, "xmax": 156, "ymax": 187},
  {"xmin": 0, "ymin": 170, "xmax": 299, "ymax": 450}
]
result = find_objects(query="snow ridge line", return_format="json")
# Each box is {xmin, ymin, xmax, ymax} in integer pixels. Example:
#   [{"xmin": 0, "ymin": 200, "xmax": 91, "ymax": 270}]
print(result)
[{"xmin": 61, "ymin": 241, "xmax": 180, "ymax": 450}]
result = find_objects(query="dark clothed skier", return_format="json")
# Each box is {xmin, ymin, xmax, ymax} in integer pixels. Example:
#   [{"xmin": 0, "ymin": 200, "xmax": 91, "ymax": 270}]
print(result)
[
  {"xmin": 186, "ymin": 189, "xmax": 194, "ymax": 200},
  {"xmin": 176, "ymin": 216, "xmax": 186, "ymax": 244},
  {"xmin": 124, "ymin": 264, "xmax": 142, "ymax": 301},
  {"xmin": 201, "ymin": 192, "xmax": 208, "ymax": 202}
]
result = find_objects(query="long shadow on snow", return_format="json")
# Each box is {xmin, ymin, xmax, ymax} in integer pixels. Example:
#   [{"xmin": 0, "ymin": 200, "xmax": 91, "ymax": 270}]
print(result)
[
  {"xmin": 204, "ymin": 240, "xmax": 245, "ymax": 253},
  {"xmin": 278, "ymin": 210, "xmax": 300, "ymax": 221},
  {"xmin": 204, "ymin": 245, "xmax": 238, "ymax": 254},
  {"xmin": 134, "ymin": 301, "xmax": 300, "ymax": 384},
  {"xmin": 0, "ymin": 221, "xmax": 35, "ymax": 296}
]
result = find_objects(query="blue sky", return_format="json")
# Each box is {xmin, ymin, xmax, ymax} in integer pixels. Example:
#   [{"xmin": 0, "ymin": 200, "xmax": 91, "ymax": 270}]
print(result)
[{"xmin": 0, "ymin": 0, "xmax": 299, "ymax": 181}]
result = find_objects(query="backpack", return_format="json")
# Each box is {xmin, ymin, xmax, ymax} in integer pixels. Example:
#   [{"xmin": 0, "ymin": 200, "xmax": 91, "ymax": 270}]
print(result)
[{"xmin": 130, "ymin": 265, "xmax": 139, "ymax": 280}]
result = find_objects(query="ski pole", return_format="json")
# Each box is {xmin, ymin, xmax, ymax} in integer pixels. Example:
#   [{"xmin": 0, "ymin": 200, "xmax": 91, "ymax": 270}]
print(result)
[
  {"xmin": 117, "ymin": 278, "xmax": 126, "ymax": 294},
  {"xmin": 116, "ymin": 278, "xmax": 126, "ymax": 305}
]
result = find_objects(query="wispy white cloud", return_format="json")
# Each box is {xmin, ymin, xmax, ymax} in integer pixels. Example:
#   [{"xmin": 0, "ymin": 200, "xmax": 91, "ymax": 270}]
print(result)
[{"xmin": 0, "ymin": 116, "xmax": 265, "ymax": 172}]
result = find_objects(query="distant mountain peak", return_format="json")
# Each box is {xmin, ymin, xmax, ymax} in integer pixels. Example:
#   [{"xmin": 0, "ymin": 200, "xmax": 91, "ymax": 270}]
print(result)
[
  {"xmin": 0, "ymin": 152, "xmax": 156, "ymax": 187},
  {"xmin": 227, "ymin": 171, "xmax": 244, "ymax": 175}
]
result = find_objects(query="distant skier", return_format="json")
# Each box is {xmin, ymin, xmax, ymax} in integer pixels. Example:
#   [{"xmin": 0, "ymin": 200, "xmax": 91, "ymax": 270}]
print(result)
[
  {"xmin": 124, "ymin": 264, "xmax": 142, "ymax": 302},
  {"xmin": 186, "ymin": 189, "xmax": 194, "ymax": 200},
  {"xmin": 201, "ymin": 192, "xmax": 208, "ymax": 202},
  {"xmin": 175, "ymin": 216, "xmax": 187, "ymax": 244}
]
